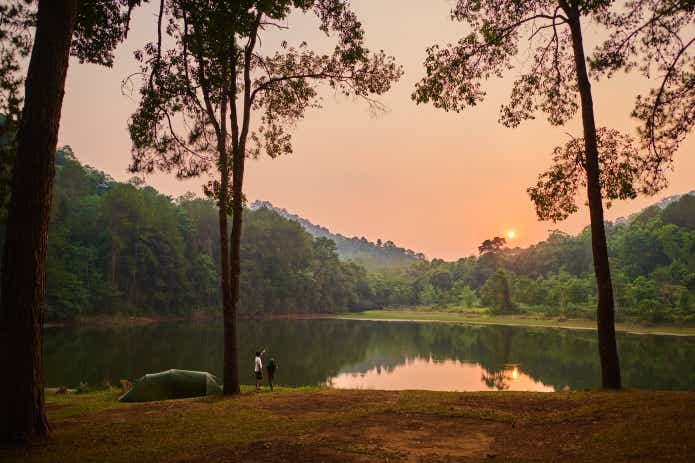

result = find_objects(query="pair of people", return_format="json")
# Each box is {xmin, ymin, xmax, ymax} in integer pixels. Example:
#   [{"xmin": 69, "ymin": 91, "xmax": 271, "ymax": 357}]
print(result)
[{"xmin": 254, "ymin": 350, "xmax": 277, "ymax": 391}]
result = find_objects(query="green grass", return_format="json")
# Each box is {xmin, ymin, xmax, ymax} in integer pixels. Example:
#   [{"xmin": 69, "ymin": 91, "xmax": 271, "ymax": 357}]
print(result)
[
  {"xmin": 335, "ymin": 307, "xmax": 695, "ymax": 336},
  {"xmin": 2, "ymin": 387, "xmax": 695, "ymax": 462}
]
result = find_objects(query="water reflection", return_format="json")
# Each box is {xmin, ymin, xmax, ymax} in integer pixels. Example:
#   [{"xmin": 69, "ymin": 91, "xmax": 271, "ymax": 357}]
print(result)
[
  {"xmin": 43, "ymin": 319, "xmax": 695, "ymax": 391},
  {"xmin": 327, "ymin": 357, "xmax": 554, "ymax": 392}
]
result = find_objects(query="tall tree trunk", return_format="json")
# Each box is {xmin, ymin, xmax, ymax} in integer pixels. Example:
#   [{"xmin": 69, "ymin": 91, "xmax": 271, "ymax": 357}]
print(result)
[
  {"xmin": 566, "ymin": 6, "xmax": 621, "ymax": 389},
  {"xmin": 0, "ymin": 0, "xmax": 78, "ymax": 444},
  {"xmin": 223, "ymin": 23, "xmax": 260, "ymax": 395},
  {"xmin": 225, "ymin": 145, "xmax": 244, "ymax": 395},
  {"xmin": 219, "ymin": 145, "xmax": 239, "ymax": 395}
]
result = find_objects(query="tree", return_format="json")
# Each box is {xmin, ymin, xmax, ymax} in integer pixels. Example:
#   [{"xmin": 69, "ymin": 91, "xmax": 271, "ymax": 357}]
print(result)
[
  {"xmin": 0, "ymin": 0, "xmax": 78, "ymax": 444},
  {"xmin": 0, "ymin": 0, "xmax": 140, "ymax": 444},
  {"xmin": 418, "ymin": 282, "xmax": 440, "ymax": 305},
  {"xmin": 453, "ymin": 281, "xmax": 478, "ymax": 307},
  {"xmin": 527, "ymin": 128, "xmax": 660, "ymax": 221},
  {"xmin": 591, "ymin": 0, "xmax": 694, "ymax": 178},
  {"xmin": 481, "ymin": 269, "xmax": 516, "ymax": 314},
  {"xmin": 478, "ymin": 236, "xmax": 507, "ymax": 255},
  {"xmin": 0, "ymin": 2, "xmax": 32, "ymax": 217},
  {"xmin": 128, "ymin": 0, "xmax": 402, "ymax": 394},
  {"xmin": 411, "ymin": 0, "xmax": 666, "ymax": 389},
  {"xmin": 14, "ymin": 143, "xmax": 694, "ymax": 326}
]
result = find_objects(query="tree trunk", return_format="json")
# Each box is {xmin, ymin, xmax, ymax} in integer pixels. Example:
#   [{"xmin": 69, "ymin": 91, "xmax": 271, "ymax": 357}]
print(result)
[
  {"xmin": 0, "ymin": 0, "xmax": 77, "ymax": 444},
  {"xmin": 219, "ymin": 146, "xmax": 239, "ymax": 395},
  {"xmin": 224, "ymin": 145, "xmax": 244, "ymax": 395},
  {"xmin": 221, "ymin": 13, "xmax": 260, "ymax": 396},
  {"xmin": 566, "ymin": 6, "xmax": 621, "ymax": 389}
]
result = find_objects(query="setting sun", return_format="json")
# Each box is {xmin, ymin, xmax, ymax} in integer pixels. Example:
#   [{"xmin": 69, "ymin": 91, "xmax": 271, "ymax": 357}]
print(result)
[{"xmin": 506, "ymin": 230, "xmax": 517, "ymax": 240}]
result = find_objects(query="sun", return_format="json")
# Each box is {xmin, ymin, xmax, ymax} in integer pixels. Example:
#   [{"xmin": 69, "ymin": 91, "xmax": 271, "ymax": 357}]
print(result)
[{"xmin": 506, "ymin": 230, "xmax": 516, "ymax": 240}]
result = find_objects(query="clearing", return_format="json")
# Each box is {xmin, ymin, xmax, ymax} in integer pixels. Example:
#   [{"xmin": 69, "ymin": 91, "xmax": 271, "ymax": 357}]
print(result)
[{"xmin": 2, "ymin": 387, "xmax": 694, "ymax": 462}]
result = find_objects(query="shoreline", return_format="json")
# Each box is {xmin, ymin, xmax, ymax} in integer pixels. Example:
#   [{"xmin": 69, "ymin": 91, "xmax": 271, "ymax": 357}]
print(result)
[
  {"xmin": 333, "ymin": 310, "xmax": 695, "ymax": 337},
  {"xmin": 43, "ymin": 312, "xmax": 334, "ymax": 329},
  {"xmin": 43, "ymin": 310, "xmax": 695, "ymax": 337}
]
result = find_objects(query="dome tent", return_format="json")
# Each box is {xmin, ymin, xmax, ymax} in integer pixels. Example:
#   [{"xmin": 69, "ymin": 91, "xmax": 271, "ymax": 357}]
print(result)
[{"xmin": 119, "ymin": 369, "xmax": 223, "ymax": 402}]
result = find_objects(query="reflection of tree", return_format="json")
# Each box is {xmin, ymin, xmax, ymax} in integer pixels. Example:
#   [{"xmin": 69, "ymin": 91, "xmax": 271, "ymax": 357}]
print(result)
[
  {"xmin": 43, "ymin": 320, "xmax": 695, "ymax": 391},
  {"xmin": 481, "ymin": 369, "xmax": 511, "ymax": 391},
  {"xmin": 474, "ymin": 326, "xmax": 516, "ymax": 373}
]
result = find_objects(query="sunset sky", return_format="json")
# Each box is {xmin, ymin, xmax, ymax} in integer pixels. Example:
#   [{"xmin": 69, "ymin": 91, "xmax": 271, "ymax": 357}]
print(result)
[{"xmin": 58, "ymin": 0, "xmax": 694, "ymax": 260}]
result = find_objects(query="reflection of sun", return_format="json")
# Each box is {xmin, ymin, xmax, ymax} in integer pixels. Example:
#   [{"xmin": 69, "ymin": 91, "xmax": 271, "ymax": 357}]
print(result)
[{"xmin": 506, "ymin": 230, "xmax": 516, "ymax": 240}]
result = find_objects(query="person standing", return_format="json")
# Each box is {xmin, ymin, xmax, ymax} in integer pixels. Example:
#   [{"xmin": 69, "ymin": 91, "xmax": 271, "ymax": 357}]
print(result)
[
  {"xmin": 266, "ymin": 358, "xmax": 277, "ymax": 392},
  {"xmin": 254, "ymin": 350, "xmax": 264, "ymax": 391}
]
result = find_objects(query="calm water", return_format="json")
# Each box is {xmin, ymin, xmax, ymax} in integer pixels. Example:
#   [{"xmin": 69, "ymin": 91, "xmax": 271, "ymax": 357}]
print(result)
[{"xmin": 43, "ymin": 319, "xmax": 695, "ymax": 392}]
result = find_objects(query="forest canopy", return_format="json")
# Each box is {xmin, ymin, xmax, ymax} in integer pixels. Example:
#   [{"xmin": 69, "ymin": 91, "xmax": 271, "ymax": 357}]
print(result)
[
  {"xmin": 0, "ymin": 147, "xmax": 374, "ymax": 321},
  {"xmin": 0, "ymin": 147, "xmax": 692, "ymax": 324}
]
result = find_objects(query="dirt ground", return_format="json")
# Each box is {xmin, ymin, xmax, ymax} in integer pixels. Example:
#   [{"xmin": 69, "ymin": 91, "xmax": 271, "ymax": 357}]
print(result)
[{"xmin": 4, "ymin": 388, "xmax": 695, "ymax": 462}]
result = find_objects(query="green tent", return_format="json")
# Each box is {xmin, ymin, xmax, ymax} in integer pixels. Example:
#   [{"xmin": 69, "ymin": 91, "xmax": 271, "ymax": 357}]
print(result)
[{"xmin": 119, "ymin": 369, "xmax": 223, "ymax": 402}]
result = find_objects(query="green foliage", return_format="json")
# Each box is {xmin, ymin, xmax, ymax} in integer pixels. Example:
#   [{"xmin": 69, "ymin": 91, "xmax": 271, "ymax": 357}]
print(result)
[
  {"xmin": 591, "ymin": 0, "xmax": 693, "ymax": 167},
  {"xmin": 662, "ymin": 194, "xmax": 695, "ymax": 229},
  {"xmin": 0, "ymin": 146, "xmax": 692, "ymax": 324},
  {"xmin": 240, "ymin": 209, "xmax": 370, "ymax": 313},
  {"xmin": 361, "ymin": 196, "xmax": 695, "ymax": 324},
  {"xmin": 452, "ymin": 282, "xmax": 478, "ymax": 307},
  {"xmin": 128, "ymin": 0, "xmax": 402, "ymax": 180},
  {"xmin": 0, "ymin": 115, "xmax": 15, "ymax": 224},
  {"xmin": 478, "ymin": 236, "xmax": 506, "ymax": 255},
  {"xmin": 528, "ymin": 129, "xmax": 661, "ymax": 222},
  {"xmin": 0, "ymin": 0, "xmax": 140, "ymax": 131},
  {"xmin": 480, "ymin": 269, "xmax": 516, "ymax": 314},
  {"xmin": 250, "ymin": 201, "xmax": 424, "ymax": 270},
  {"xmin": 0, "ymin": 148, "xmax": 375, "ymax": 321},
  {"xmin": 418, "ymin": 283, "xmax": 440, "ymax": 306}
]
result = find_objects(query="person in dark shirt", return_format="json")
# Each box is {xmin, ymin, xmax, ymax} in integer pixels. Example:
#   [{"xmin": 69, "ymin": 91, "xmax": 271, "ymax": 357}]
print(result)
[{"xmin": 266, "ymin": 357, "xmax": 277, "ymax": 392}]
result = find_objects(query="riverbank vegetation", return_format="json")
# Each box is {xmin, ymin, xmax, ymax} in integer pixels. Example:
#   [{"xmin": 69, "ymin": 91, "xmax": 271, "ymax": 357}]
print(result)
[
  {"xmin": 10, "ymin": 148, "xmax": 373, "ymax": 321},
  {"xmin": 0, "ymin": 148, "xmax": 692, "ymax": 326},
  {"xmin": 366, "ymin": 194, "xmax": 695, "ymax": 326},
  {"xmin": 338, "ymin": 309, "xmax": 695, "ymax": 336},
  {"xmin": 2, "ymin": 388, "xmax": 694, "ymax": 462}
]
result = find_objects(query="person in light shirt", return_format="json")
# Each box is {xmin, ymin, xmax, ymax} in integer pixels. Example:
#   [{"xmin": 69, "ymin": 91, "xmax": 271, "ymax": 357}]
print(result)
[{"xmin": 254, "ymin": 350, "xmax": 264, "ymax": 391}]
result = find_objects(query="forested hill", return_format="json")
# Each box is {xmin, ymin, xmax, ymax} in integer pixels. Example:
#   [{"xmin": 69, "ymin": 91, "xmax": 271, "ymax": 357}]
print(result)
[
  {"xmin": 250, "ymin": 200, "xmax": 425, "ymax": 270},
  {"xmin": 368, "ymin": 193, "xmax": 695, "ymax": 324},
  {"xmin": 0, "ymin": 145, "xmax": 692, "ymax": 324},
  {"xmin": 613, "ymin": 190, "xmax": 695, "ymax": 225},
  {"xmin": 0, "ymin": 147, "xmax": 379, "ymax": 321},
  {"xmin": 651, "ymin": 191, "xmax": 695, "ymax": 210}
]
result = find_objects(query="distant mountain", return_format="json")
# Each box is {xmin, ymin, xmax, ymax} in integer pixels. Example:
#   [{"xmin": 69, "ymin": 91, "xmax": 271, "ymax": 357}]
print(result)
[
  {"xmin": 250, "ymin": 200, "xmax": 425, "ymax": 270},
  {"xmin": 652, "ymin": 190, "xmax": 695, "ymax": 209},
  {"xmin": 613, "ymin": 190, "xmax": 695, "ymax": 225}
]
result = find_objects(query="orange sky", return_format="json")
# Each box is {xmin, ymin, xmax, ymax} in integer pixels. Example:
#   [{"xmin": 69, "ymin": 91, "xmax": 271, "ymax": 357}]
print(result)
[{"xmin": 57, "ymin": 0, "xmax": 694, "ymax": 260}]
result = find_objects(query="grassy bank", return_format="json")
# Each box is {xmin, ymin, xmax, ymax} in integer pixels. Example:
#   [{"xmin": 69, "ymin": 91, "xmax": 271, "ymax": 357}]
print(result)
[
  {"xmin": 336, "ymin": 308, "xmax": 695, "ymax": 336},
  {"xmin": 44, "ymin": 312, "xmax": 333, "ymax": 329},
  {"xmin": 43, "ymin": 312, "xmax": 220, "ymax": 329},
  {"xmin": 2, "ymin": 387, "xmax": 695, "ymax": 462}
]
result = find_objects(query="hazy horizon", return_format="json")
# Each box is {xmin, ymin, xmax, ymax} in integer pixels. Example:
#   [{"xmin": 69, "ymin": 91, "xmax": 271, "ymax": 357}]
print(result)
[{"xmin": 58, "ymin": 0, "xmax": 695, "ymax": 260}]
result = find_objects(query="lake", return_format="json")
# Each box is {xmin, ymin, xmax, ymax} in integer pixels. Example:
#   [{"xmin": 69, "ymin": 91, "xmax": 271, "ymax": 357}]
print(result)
[{"xmin": 44, "ymin": 319, "xmax": 695, "ymax": 392}]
